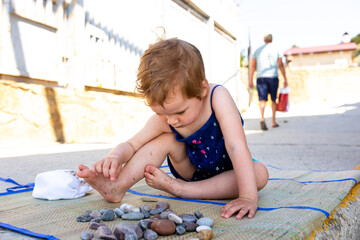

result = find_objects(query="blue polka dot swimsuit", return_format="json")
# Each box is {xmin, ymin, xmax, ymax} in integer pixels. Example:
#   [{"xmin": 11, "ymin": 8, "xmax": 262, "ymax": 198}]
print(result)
[{"xmin": 167, "ymin": 85, "xmax": 244, "ymax": 181}]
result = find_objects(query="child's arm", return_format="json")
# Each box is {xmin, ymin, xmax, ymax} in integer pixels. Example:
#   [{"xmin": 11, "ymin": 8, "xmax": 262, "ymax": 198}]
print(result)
[
  {"xmin": 212, "ymin": 86, "xmax": 258, "ymax": 219},
  {"xmin": 92, "ymin": 114, "xmax": 171, "ymax": 181}
]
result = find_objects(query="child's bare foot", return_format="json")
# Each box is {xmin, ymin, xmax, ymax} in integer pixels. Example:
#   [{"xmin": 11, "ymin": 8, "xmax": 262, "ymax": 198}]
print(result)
[
  {"xmin": 144, "ymin": 165, "xmax": 184, "ymax": 197},
  {"xmin": 77, "ymin": 164, "xmax": 125, "ymax": 202}
]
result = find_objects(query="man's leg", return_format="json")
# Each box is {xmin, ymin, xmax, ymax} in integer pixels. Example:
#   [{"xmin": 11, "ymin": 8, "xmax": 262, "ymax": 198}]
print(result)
[
  {"xmin": 145, "ymin": 161, "xmax": 269, "ymax": 199},
  {"xmin": 259, "ymin": 100, "xmax": 268, "ymax": 130},
  {"xmin": 270, "ymin": 77, "xmax": 279, "ymax": 127},
  {"xmin": 259, "ymin": 100, "xmax": 266, "ymax": 122},
  {"xmin": 77, "ymin": 133, "xmax": 191, "ymax": 202},
  {"xmin": 271, "ymin": 100, "xmax": 278, "ymax": 127},
  {"xmin": 256, "ymin": 78, "xmax": 268, "ymax": 130}
]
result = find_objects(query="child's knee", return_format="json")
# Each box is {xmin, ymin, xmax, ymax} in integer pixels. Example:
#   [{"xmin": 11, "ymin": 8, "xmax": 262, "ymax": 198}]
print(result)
[{"xmin": 254, "ymin": 162, "xmax": 269, "ymax": 190}]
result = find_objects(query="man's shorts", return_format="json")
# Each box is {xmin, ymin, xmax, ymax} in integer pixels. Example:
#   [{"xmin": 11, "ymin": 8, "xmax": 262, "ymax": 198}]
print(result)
[{"xmin": 256, "ymin": 77, "xmax": 279, "ymax": 101}]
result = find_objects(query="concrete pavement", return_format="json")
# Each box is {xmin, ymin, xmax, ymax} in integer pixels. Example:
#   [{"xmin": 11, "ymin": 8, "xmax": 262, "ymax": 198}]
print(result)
[{"xmin": 0, "ymin": 96, "xmax": 360, "ymax": 239}]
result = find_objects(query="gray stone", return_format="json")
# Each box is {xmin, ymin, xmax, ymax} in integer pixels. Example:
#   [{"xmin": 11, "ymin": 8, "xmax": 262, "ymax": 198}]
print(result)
[
  {"xmin": 160, "ymin": 211, "xmax": 171, "ymax": 219},
  {"xmin": 140, "ymin": 204, "xmax": 152, "ymax": 212},
  {"xmin": 99, "ymin": 209, "xmax": 108, "ymax": 214},
  {"xmin": 180, "ymin": 214, "xmax": 197, "ymax": 223},
  {"xmin": 102, "ymin": 209, "xmax": 116, "ymax": 221},
  {"xmin": 124, "ymin": 233, "xmax": 138, "ymax": 240},
  {"xmin": 115, "ymin": 208, "xmax": 125, "ymax": 217},
  {"xmin": 81, "ymin": 231, "xmax": 94, "ymax": 240},
  {"xmin": 149, "ymin": 208, "xmax": 162, "ymax": 215},
  {"xmin": 168, "ymin": 213, "xmax": 182, "ymax": 224},
  {"xmin": 143, "ymin": 229, "xmax": 158, "ymax": 240},
  {"xmin": 194, "ymin": 211, "xmax": 203, "ymax": 219},
  {"xmin": 90, "ymin": 211, "xmax": 102, "ymax": 219},
  {"xmin": 120, "ymin": 203, "xmax": 140, "ymax": 213},
  {"xmin": 121, "ymin": 212, "xmax": 145, "ymax": 220},
  {"xmin": 184, "ymin": 221, "xmax": 199, "ymax": 232},
  {"xmin": 196, "ymin": 225, "xmax": 211, "ymax": 232},
  {"xmin": 90, "ymin": 222, "xmax": 106, "ymax": 230},
  {"xmin": 90, "ymin": 218, "xmax": 102, "ymax": 223},
  {"xmin": 175, "ymin": 225, "xmax": 186, "ymax": 235},
  {"xmin": 138, "ymin": 219, "xmax": 149, "ymax": 231},
  {"xmin": 196, "ymin": 217, "xmax": 214, "ymax": 227},
  {"xmin": 95, "ymin": 226, "xmax": 116, "ymax": 240},
  {"xmin": 84, "ymin": 210, "xmax": 92, "ymax": 216},
  {"xmin": 77, "ymin": 215, "xmax": 92, "ymax": 222},
  {"xmin": 141, "ymin": 210, "xmax": 150, "ymax": 219},
  {"xmin": 114, "ymin": 222, "xmax": 143, "ymax": 240},
  {"xmin": 141, "ymin": 197, "xmax": 158, "ymax": 202},
  {"xmin": 156, "ymin": 201, "xmax": 170, "ymax": 210}
]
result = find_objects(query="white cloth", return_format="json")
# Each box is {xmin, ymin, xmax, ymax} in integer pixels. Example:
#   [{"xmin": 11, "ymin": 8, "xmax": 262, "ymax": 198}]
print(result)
[{"xmin": 32, "ymin": 170, "xmax": 92, "ymax": 200}]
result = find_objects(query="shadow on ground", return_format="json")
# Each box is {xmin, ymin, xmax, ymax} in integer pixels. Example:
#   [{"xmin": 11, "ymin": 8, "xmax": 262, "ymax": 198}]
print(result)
[{"xmin": 243, "ymin": 101, "xmax": 360, "ymax": 171}]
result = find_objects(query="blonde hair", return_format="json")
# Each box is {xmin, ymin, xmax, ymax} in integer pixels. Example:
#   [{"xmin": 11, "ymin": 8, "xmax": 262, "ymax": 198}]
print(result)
[
  {"xmin": 264, "ymin": 34, "xmax": 273, "ymax": 42},
  {"xmin": 136, "ymin": 38, "xmax": 206, "ymax": 106}
]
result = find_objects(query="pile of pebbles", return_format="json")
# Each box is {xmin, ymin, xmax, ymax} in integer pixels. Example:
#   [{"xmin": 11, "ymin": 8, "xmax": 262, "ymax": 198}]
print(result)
[{"xmin": 78, "ymin": 199, "xmax": 215, "ymax": 240}]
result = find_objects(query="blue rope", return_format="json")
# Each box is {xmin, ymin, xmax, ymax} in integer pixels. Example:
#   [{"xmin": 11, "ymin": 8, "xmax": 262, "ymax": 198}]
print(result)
[
  {"xmin": 127, "ymin": 189, "xmax": 330, "ymax": 217},
  {"xmin": 0, "ymin": 177, "xmax": 34, "ymax": 196},
  {"xmin": 0, "ymin": 222, "xmax": 59, "ymax": 240},
  {"xmin": 269, "ymin": 177, "xmax": 357, "ymax": 184}
]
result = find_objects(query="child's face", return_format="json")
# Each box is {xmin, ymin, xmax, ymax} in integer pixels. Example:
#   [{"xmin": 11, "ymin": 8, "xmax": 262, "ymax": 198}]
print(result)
[{"xmin": 149, "ymin": 86, "xmax": 204, "ymax": 129}]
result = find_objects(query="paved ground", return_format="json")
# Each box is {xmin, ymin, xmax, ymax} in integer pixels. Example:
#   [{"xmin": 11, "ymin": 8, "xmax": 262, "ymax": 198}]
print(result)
[{"xmin": 1, "ymin": 96, "xmax": 360, "ymax": 239}]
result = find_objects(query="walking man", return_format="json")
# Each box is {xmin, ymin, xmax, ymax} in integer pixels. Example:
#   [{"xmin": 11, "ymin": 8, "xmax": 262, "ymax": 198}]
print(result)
[{"xmin": 249, "ymin": 34, "xmax": 288, "ymax": 130}]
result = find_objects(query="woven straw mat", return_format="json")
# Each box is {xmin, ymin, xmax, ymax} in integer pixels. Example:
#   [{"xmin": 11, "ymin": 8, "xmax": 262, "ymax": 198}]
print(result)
[{"xmin": 0, "ymin": 165, "xmax": 359, "ymax": 240}]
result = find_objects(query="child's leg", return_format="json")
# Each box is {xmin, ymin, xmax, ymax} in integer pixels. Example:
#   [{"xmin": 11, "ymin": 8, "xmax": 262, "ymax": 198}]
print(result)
[
  {"xmin": 77, "ymin": 133, "xmax": 193, "ymax": 202},
  {"xmin": 145, "ymin": 161, "xmax": 268, "ymax": 199}
]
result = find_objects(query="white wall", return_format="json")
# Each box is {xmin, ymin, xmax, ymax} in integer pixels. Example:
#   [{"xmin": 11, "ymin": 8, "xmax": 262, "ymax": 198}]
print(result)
[{"xmin": 0, "ymin": 0, "xmax": 249, "ymax": 109}]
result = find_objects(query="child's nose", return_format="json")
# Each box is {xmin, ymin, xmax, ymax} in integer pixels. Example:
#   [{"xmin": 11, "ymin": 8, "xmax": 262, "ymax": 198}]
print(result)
[{"xmin": 167, "ymin": 116, "xmax": 179, "ymax": 125}]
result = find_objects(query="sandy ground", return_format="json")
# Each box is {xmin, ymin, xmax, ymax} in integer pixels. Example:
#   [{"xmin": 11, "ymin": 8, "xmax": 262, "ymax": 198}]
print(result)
[{"xmin": 1, "ymin": 96, "xmax": 360, "ymax": 239}]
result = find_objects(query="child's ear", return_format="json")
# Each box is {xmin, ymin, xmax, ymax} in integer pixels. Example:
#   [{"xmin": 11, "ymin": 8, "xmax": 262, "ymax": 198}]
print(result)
[{"xmin": 201, "ymin": 80, "xmax": 209, "ymax": 98}]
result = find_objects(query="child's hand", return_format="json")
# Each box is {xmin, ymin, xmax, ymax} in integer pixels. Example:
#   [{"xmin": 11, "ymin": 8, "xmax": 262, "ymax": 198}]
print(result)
[
  {"xmin": 221, "ymin": 197, "xmax": 258, "ymax": 220},
  {"xmin": 91, "ymin": 156, "xmax": 123, "ymax": 181}
]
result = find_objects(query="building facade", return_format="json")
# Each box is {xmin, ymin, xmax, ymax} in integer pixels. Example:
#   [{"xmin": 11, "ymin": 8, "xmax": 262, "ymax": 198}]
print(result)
[
  {"xmin": 284, "ymin": 42, "xmax": 358, "ymax": 68},
  {"xmin": 0, "ymin": 0, "xmax": 248, "ymax": 143}
]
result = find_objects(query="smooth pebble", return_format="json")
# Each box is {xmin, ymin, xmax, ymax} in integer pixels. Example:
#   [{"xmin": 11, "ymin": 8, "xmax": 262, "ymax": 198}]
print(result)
[
  {"xmin": 95, "ymin": 226, "xmax": 116, "ymax": 240},
  {"xmin": 143, "ymin": 229, "xmax": 158, "ymax": 240},
  {"xmin": 81, "ymin": 231, "xmax": 94, "ymax": 240},
  {"xmin": 184, "ymin": 221, "xmax": 199, "ymax": 232},
  {"xmin": 114, "ymin": 208, "xmax": 125, "ymax": 217},
  {"xmin": 114, "ymin": 222, "xmax": 143, "ymax": 239},
  {"xmin": 124, "ymin": 233, "xmax": 138, "ymax": 240},
  {"xmin": 141, "ymin": 196, "xmax": 158, "ymax": 202},
  {"xmin": 180, "ymin": 214, "xmax": 197, "ymax": 223},
  {"xmin": 138, "ymin": 219, "xmax": 149, "ymax": 231},
  {"xmin": 142, "ymin": 210, "xmax": 150, "ymax": 218},
  {"xmin": 121, "ymin": 212, "xmax": 145, "ymax": 220},
  {"xmin": 196, "ymin": 225, "xmax": 211, "ymax": 232},
  {"xmin": 194, "ymin": 211, "xmax": 203, "ymax": 219},
  {"xmin": 156, "ymin": 201, "xmax": 170, "ymax": 210},
  {"xmin": 120, "ymin": 203, "xmax": 140, "ymax": 213},
  {"xmin": 168, "ymin": 213, "xmax": 182, "ymax": 224},
  {"xmin": 196, "ymin": 217, "xmax": 214, "ymax": 227},
  {"xmin": 175, "ymin": 225, "xmax": 186, "ymax": 235},
  {"xmin": 77, "ymin": 215, "xmax": 92, "ymax": 222},
  {"xmin": 140, "ymin": 204, "xmax": 152, "ymax": 212},
  {"xmin": 150, "ymin": 208, "xmax": 163, "ymax": 215},
  {"xmin": 102, "ymin": 209, "xmax": 116, "ymax": 221},
  {"xmin": 90, "ymin": 211, "xmax": 102, "ymax": 219},
  {"xmin": 150, "ymin": 219, "xmax": 176, "ymax": 236},
  {"xmin": 89, "ymin": 222, "xmax": 105, "ymax": 230},
  {"xmin": 90, "ymin": 218, "xmax": 101, "ymax": 223},
  {"xmin": 199, "ymin": 229, "xmax": 214, "ymax": 240}
]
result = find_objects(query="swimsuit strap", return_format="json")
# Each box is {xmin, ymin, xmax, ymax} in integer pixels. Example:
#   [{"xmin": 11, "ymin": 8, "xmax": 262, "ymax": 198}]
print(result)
[{"xmin": 210, "ymin": 84, "xmax": 221, "ymax": 112}]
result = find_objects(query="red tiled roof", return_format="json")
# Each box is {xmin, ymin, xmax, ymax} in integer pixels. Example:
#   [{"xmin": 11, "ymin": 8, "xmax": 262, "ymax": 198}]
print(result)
[{"xmin": 284, "ymin": 42, "xmax": 357, "ymax": 56}]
